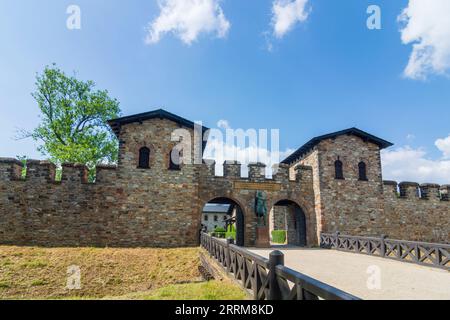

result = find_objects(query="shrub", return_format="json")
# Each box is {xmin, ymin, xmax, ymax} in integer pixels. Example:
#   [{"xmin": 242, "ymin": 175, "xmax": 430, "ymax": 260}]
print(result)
[
  {"xmin": 225, "ymin": 232, "xmax": 236, "ymax": 240},
  {"xmin": 214, "ymin": 227, "xmax": 226, "ymax": 233},
  {"xmin": 271, "ymin": 230, "xmax": 286, "ymax": 244}
]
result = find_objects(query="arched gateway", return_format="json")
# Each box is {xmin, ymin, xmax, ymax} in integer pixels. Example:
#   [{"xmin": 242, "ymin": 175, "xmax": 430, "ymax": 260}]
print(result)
[
  {"xmin": 199, "ymin": 161, "xmax": 316, "ymax": 247},
  {"xmin": 3, "ymin": 110, "xmax": 413, "ymax": 249},
  {"xmin": 202, "ymin": 197, "xmax": 245, "ymax": 246},
  {"xmin": 271, "ymin": 200, "xmax": 307, "ymax": 247}
]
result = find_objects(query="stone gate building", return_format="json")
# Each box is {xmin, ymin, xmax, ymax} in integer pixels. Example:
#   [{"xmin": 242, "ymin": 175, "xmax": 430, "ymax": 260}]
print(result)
[{"xmin": 0, "ymin": 109, "xmax": 448, "ymax": 247}]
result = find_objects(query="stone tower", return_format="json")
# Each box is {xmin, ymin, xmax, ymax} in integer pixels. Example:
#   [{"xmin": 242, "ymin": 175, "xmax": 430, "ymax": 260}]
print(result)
[{"xmin": 282, "ymin": 128, "xmax": 393, "ymax": 238}]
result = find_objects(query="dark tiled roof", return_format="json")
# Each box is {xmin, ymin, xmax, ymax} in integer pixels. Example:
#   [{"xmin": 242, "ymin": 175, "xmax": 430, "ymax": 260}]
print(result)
[
  {"xmin": 107, "ymin": 109, "xmax": 209, "ymax": 137},
  {"xmin": 282, "ymin": 127, "xmax": 393, "ymax": 165},
  {"xmin": 202, "ymin": 204, "xmax": 232, "ymax": 214}
]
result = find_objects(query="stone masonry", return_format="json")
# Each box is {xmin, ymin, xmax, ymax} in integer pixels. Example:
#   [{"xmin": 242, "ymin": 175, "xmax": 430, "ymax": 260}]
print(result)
[{"xmin": 0, "ymin": 110, "xmax": 448, "ymax": 247}]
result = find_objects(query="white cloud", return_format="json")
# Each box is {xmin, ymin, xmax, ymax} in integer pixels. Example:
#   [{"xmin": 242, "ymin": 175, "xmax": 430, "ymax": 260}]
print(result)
[
  {"xmin": 203, "ymin": 122, "xmax": 293, "ymax": 177},
  {"xmin": 435, "ymin": 135, "xmax": 450, "ymax": 159},
  {"xmin": 398, "ymin": 0, "xmax": 450, "ymax": 79},
  {"xmin": 146, "ymin": 0, "xmax": 230, "ymax": 45},
  {"xmin": 204, "ymin": 138, "xmax": 294, "ymax": 177},
  {"xmin": 381, "ymin": 136, "xmax": 450, "ymax": 184},
  {"xmin": 271, "ymin": 0, "xmax": 310, "ymax": 39}
]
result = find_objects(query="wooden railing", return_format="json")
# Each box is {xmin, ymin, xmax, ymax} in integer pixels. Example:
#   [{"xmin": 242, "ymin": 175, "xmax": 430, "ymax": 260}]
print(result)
[
  {"xmin": 201, "ymin": 232, "xmax": 360, "ymax": 300},
  {"xmin": 320, "ymin": 232, "xmax": 450, "ymax": 270}
]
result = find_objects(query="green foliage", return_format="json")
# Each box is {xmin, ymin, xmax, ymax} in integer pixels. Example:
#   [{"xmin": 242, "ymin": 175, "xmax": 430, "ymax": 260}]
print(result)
[
  {"xmin": 225, "ymin": 232, "xmax": 236, "ymax": 240},
  {"xmin": 271, "ymin": 230, "xmax": 286, "ymax": 244},
  {"xmin": 16, "ymin": 155, "xmax": 27, "ymax": 179},
  {"xmin": 26, "ymin": 64, "xmax": 121, "ymax": 179},
  {"xmin": 227, "ymin": 224, "xmax": 236, "ymax": 233},
  {"xmin": 212, "ymin": 227, "xmax": 226, "ymax": 238}
]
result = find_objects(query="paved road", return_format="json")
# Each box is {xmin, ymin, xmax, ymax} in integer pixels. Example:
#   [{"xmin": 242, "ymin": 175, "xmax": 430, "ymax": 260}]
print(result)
[{"xmin": 249, "ymin": 247, "xmax": 450, "ymax": 300}]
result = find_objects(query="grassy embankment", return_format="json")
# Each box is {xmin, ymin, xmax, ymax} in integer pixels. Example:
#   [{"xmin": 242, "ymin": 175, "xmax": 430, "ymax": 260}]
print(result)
[{"xmin": 0, "ymin": 246, "xmax": 246, "ymax": 300}]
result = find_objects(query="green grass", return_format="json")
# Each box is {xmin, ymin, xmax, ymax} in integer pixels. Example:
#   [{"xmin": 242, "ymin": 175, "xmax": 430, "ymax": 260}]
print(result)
[
  {"xmin": 0, "ymin": 246, "xmax": 246, "ymax": 300},
  {"xmin": 112, "ymin": 281, "xmax": 247, "ymax": 300},
  {"xmin": 30, "ymin": 279, "xmax": 46, "ymax": 287},
  {"xmin": 271, "ymin": 230, "xmax": 286, "ymax": 244}
]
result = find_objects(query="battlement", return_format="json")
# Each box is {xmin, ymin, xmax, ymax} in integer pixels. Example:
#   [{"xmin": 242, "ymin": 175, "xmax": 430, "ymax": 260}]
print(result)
[
  {"xmin": 27, "ymin": 160, "xmax": 57, "ymax": 183},
  {"xmin": 0, "ymin": 158, "xmax": 118, "ymax": 185},
  {"xmin": 202, "ymin": 159, "xmax": 312, "ymax": 187},
  {"xmin": 0, "ymin": 158, "xmax": 23, "ymax": 180},
  {"xmin": 95, "ymin": 164, "xmax": 118, "ymax": 183},
  {"xmin": 383, "ymin": 180, "xmax": 449, "ymax": 201}
]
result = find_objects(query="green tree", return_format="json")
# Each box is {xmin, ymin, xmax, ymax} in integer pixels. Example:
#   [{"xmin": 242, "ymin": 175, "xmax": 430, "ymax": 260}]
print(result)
[{"xmin": 23, "ymin": 64, "xmax": 121, "ymax": 177}]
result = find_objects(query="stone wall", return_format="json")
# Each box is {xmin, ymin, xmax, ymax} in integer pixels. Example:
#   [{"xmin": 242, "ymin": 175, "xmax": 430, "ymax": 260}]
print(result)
[
  {"xmin": 293, "ymin": 134, "xmax": 449, "ymax": 243},
  {"xmin": 382, "ymin": 182, "xmax": 449, "ymax": 242},
  {"xmin": 1, "ymin": 116, "xmax": 447, "ymax": 247},
  {"xmin": 198, "ymin": 161, "xmax": 316, "ymax": 246},
  {"xmin": 0, "ymin": 118, "xmax": 317, "ymax": 248}
]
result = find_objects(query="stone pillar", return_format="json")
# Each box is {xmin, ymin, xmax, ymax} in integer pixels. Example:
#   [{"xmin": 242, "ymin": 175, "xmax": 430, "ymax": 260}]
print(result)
[
  {"xmin": 223, "ymin": 161, "xmax": 241, "ymax": 178},
  {"xmin": 248, "ymin": 162, "xmax": 266, "ymax": 182},
  {"xmin": 26, "ymin": 160, "xmax": 56, "ymax": 183},
  {"xmin": 96, "ymin": 164, "xmax": 117, "ymax": 184},
  {"xmin": 62, "ymin": 163, "xmax": 88, "ymax": 183},
  {"xmin": 399, "ymin": 182, "xmax": 419, "ymax": 198},
  {"xmin": 420, "ymin": 183, "xmax": 441, "ymax": 201},
  {"xmin": 272, "ymin": 163, "xmax": 289, "ymax": 183},
  {"xmin": 383, "ymin": 180, "xmax": 398, "ymax": 198},
  {"xmin": 440, "ymin": 185, "xmax": 450, "ymax": 201},
  {"xmin": 0, "ymin": 158, "xmax": 23, "ymax": 180},
  {"xmin": 203, "ymin": 159, "xmax": 216, "ymax": 176}
]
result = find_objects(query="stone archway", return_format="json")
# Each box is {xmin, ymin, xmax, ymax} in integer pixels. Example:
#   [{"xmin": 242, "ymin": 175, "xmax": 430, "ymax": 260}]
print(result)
[
  {"xmin": 270, "ymin": 199, "xmax": 307, "ymax": 247},
  {"xmin": 202, "ymin": 197, "xmax": 245, "ymax": 247}
]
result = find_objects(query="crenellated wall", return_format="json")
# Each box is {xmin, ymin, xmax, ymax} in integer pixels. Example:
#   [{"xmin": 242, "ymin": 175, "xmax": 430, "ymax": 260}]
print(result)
[
  {"xmin": 0, "ymin": 159, "xmax": 124, "ymax": 247},
  {"xmin": 1, "ymin": 114, "xmax": 448, "ymax": 247},
  {"xmin": 0, "ymin": 133, "xmax": 316, "ymax": 247},
  {"xmin": 381, "ymin": 181, "xmax": 449, "ymax": 242},
  {"xmin": 198, "ymin": 160, "xmax": 316, "ymax": 246}
]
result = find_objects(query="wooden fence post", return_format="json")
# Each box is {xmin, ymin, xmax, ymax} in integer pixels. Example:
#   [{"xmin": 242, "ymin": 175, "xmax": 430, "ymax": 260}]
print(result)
[
  {"xmin": 335, "ymin": 231, "xmax": 340, "ymax": 249},
  {"xmin": 226, "ymin": 237, "xmax": 234, "ymax": 273},
  {"xmin": 380, "ymin": 234, "xmax": 387, "ymax": 257},
  {"xmin": 268, "ymin": 250, "xmax": 284, "ymax": 300}
]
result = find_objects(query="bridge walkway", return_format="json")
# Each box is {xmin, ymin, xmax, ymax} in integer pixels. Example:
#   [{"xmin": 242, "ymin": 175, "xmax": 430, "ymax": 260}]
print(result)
[{"xmin": 249, "ymin": 246, "xmax": 450, "ymax": 300}]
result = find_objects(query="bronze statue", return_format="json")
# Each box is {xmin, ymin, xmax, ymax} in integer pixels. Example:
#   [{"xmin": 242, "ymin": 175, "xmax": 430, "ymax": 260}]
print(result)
[{"xmin": 255, "ymin": 191, "xmax": 268, "ymax": 226}]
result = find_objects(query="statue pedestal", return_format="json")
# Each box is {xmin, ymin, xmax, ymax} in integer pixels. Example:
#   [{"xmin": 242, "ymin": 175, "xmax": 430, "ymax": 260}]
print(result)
[{"xmin": 255, "ymin": 226, "xmax": 270, "ymax": 248}]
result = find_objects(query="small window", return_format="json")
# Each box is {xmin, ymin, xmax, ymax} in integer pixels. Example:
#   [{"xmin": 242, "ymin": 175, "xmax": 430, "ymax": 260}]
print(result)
[
  {"xmin": 169, "ymin": 148, "xmax": 181, "ymax": 170},
  {"xmin": 358, "ymin": 162, "xmax": 368, "ymax": 181},
  {"xmin": 335, "ymin": 160, "xmax": 344, "ymax": 180},
  {"xmin": 214, "ymin": 215, "xmax": 218, "ymax": 222},
  {"xmin": 204, "ymin": 215, "xmax": 208, "ymax": 221},
  {"xmin": 138, "ymin": 147, "xmax": 150, "ymax": 169}
]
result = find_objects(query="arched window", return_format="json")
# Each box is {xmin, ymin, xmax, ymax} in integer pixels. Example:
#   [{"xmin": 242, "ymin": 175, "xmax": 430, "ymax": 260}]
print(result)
[
  {"xmin": 169, "ymin": 148, "xmax": 181, "ymax": 170},
  {"xmin": 358, "ymin": 161, "xmax": 368, "ymax": 181},
  {"xmin": 335, "ymin": 160, "xmax": 344, "ymax": 180},
  {"xmin": 138, "ymin": 147, "xmax": 150, "ymax": 169}
]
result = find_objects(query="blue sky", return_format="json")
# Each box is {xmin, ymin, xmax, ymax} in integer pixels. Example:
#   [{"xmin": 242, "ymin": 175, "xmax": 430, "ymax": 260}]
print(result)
[{"xmin": 0, "ymin": 0, "xmax": 449, "ymax": 183}]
